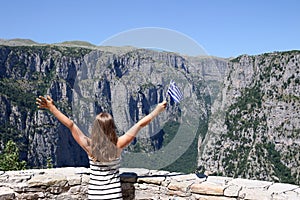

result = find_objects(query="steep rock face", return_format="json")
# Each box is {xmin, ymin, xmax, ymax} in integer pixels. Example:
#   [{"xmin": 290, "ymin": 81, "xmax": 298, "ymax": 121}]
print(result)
[
  {"xmin": 198, "ymin": 51, "xmax": 300, "ymax": 184},
  {"xmin": 0, "ymin": 45, "xmax": 92, "ymax": 167},
  {"xmin": 0, "ymin": 45, "xmax": 222, "ymax": 172},
  {"xmin": 68, "ymin": 49, "xmax": 216, "ymax": 172}
]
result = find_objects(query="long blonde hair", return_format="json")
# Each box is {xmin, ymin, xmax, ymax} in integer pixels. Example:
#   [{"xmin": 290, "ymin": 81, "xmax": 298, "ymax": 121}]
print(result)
[{"xmin": 91, "ymin": 112, "xmax": 120, "ymax": 162}]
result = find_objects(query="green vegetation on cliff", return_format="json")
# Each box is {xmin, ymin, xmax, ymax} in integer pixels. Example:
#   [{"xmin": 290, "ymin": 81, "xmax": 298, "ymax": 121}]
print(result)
[{"xmin": 0, "ymin": 140, "xmax": 27, "ymax": 171}]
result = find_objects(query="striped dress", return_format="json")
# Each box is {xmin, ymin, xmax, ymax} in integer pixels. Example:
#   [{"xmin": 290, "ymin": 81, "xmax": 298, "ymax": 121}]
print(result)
[{"xmin": 88, "ymin": 158, "xmax": 123, "ymax": 200}]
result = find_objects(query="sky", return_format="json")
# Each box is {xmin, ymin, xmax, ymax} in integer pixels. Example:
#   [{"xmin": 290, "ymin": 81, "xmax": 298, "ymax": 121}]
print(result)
[{"xmin": 1, "ymin": 0, "xmax": 299, "ymax": 58}]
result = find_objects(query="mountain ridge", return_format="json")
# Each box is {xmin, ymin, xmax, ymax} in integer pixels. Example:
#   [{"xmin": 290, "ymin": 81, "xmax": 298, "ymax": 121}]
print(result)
[{"xmin": 0, "ymin": 42, "xmax": 299, "ymax": 184}]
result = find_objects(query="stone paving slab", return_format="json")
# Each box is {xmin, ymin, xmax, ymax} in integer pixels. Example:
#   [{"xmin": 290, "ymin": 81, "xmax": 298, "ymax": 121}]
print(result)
[
  {"xmin": 190, "ymin": 182, "xmax": 226, "ymax": 196},
  {"xmin": 0, "ymin": 186, "xmax": 15, "ymax": 199},
  {"xmin": 228, "ymin": 178, "xmax": 273, "ymax": 188}
]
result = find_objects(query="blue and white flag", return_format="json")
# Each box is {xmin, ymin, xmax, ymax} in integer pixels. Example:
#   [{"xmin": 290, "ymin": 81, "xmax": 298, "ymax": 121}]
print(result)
[{"xmin": 167, "ymin": 80, "xmax": 183, "ymax": 103}]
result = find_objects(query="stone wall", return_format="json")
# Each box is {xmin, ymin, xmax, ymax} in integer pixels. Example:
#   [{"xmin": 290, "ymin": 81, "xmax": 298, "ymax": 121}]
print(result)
[{"xmin": 0, "ymin": 167, "xmax": 299, "ymax": 200}]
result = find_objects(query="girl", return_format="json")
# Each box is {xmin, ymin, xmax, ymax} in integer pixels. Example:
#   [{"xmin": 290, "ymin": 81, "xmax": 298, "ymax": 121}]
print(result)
[{"xmin": 36, "ymin": 95, "xmax": 167, "ymax": 200}]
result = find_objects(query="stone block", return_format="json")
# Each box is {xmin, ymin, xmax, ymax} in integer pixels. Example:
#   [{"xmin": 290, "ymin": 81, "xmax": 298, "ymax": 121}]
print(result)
[
  {"xmin": 67, "ymin": 185, "xmax": 85, "ymax": 195},
  {"xmin": 28, "ymin": 174, "xmax": 67, "ymax": 187},
  {"xmin": 192, "ymin": 194, "xmax": 236, "ymax": 200},
  {"xmin": 120, "ymin": 172, "xmax": 138, "ymax": 183},
  {"xmin": 272, "ymin": 192, "xmax": 300, "ymax": 200},
  {"xmin": 66, "ymin": 175, "xmax": 82, "ymax": 186},
  {"xmin": 190, "ymin": 182, "xmax": 225, "ymax": 196},
  {"xmin": 46, "ymin": 186, "xmax": 64, "ymax": 194},
  {"xmin": 13, "ymin": 175, "xmax": 32, "ymax": 183},
  {"xmin": 0, "ymin": 187, "xmax": 15, "ymax": 200},
  {"xmin": 120, "ymin": 168, "xmax": 150, "ymax": 176},
  {"xmin": 11, "ymin": 183, "xmax": 28, "ymax": 193},
  {"xmin": 81, "ymin": 174, "xmax": 89, "ymax": 185},
  {"xmin": 224, "ymin": 184, "xmax": 241, "ymax": 197},
  {"xmin": 56, "ymin": 194, "xmax": 76, "ymax": 200},
  {"xmin": 207, "ymin": 176, "xmax": 233, "ymax": 185},
  {"xmin": 149, "ymin": 170, "xmax": 170, "ymax": 176},
  {"xmin": 137, "ymin": 183, "xmax": 148, "ymax": 190},
  {"xmin": 16, "ymin": 192, "xmax": 44, "ymax": 200},
  {"xmin": 135, "ymin": 189, "xmax": 168, "ymax": 200},
  {"xmin": 121, "ymin": 183, "xmax": 135, "ymax": 200},
  {"xmin": 136, "ymin": 183, "xmax": 160, "ymax": 192},
  {"xmin": 0, "ymin": 175, "xmax": 8, "ymax": 184},
  {"xmin": 74, "ymin": 167, "xmax": 90, "ymax": 175},
  {"xmin": 168, "ymin": 180, "xmax": 193, "ymax": 192},
  {"xmin": 121, "ymin": 182, "xmax": 135, "ymax": 191},
  {"xmin": 137, "ymin": 176, "xmax": 165, "ymax": 185},
  {"xmin": 168, "ymin": 189, "xmax": 191, "ymax": 197},
  {"xmin": 171, "ymin": 173, "xmax": 199, "ymax": 182},
  {"xmin": 268, "ymin": 183, "xmax": 299, "ymax": 194},
  {"xmin": 228, "ymin": 178, "xmax": 272, "ymax": 188},
  {"xmin": 238, "ymin": 187, "xmax": 271, "ymax": 200}
]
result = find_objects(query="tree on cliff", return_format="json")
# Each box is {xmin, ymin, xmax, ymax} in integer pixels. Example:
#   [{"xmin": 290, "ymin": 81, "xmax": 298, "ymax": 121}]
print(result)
[{"xmin": 0, "ymin": 140, "xmax": 27, "ymax": 171}]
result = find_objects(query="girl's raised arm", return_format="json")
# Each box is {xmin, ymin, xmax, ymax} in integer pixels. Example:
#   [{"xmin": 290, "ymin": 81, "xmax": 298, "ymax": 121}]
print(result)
[
  {"xmin": 36, "ymin": 95, "xmax": 91, "ymax": 154},
  {"xmin": 117, "ymin": 100, "xmax": 167, "ymax": 149}
]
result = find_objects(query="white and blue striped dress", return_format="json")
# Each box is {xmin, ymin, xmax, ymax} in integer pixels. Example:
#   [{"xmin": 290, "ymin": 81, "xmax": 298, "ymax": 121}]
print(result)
[{"xmin": 88, "ymin": 158, "xmax": 123, "ymax": 200}]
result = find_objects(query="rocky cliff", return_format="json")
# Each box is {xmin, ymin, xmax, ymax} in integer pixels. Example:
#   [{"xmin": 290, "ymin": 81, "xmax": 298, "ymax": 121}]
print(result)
[
  {"xmin": 0, "ymin": 40, "xmax": 299, "ymax": 185},
  {"xmin": 0, "ymin": 42, "xmax": 220, "ymax": 173},
  {"xmin": 198, "ymin": 51, "xmax": 300, "ymax": 184}
]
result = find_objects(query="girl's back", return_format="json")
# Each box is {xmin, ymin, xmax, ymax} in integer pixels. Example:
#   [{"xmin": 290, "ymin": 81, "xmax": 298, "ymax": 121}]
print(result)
[{"xmin": 88, "ymin": 158, "xmax": 122, "ymax": 200}]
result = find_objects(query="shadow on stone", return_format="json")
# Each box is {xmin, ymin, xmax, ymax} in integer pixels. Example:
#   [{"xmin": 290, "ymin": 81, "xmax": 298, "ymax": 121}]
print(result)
[
  {"xmin": 120, "ymin": 172, "xmax": 137, "ymax": 200},
  {"xmin": 195, "ymin": 172, "xmax": 208, "ymax": 179}
]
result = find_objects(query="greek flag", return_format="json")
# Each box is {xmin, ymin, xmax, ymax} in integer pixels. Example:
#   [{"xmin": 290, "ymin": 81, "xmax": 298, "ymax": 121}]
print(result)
[{"xmin": 167, "ymin": 80, "xmax": 183, "ymax": 103}]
